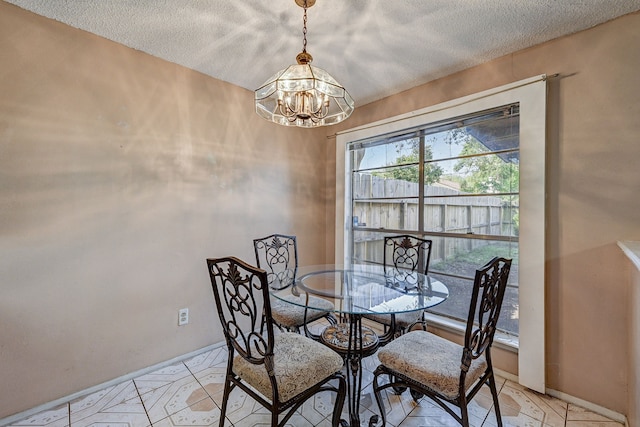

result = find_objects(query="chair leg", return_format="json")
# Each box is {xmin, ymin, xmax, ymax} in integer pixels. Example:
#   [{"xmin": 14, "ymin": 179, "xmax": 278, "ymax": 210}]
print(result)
[
  {"xmin": 333, "ymin": 374, "xmax": 348, "ymax": 427},
  {"xmin": 218, "ymin": 377, "xmax": 232, "ymax": 427},
  {"xmin": 460, "ymin": 400, "xmax": 470, "ymax": 427},
  {"xmin": 372, "ymin": 369, "xmax": 388, "ymax": 426},
  {"xmin": 487, "ymin": 374, "xmax": 503, "ymax": 427}
]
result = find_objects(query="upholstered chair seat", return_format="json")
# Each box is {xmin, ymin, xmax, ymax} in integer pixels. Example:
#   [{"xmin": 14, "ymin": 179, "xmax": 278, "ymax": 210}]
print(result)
[
  {"xmin": 234, "ymin": 332, "xmax": 344, "ymax": 402},
  {"xmin": 377, "ymin": 330, "xmax": 487, "ymax": 400}
]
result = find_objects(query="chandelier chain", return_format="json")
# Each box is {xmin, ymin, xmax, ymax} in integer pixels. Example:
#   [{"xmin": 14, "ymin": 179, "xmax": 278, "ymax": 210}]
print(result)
[{"xmin": 302, "ymin": 0, "xmax": 308, "ymax": 53}]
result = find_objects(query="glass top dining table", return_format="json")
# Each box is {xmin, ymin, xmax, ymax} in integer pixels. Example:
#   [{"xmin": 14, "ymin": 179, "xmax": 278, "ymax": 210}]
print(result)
[
  {"xmin": 270, "ymin": 263, "xmax": 449, "ymax": 427},
  {"xmin": 270, "ymin": 263, "xmax": 449, "ymax": 316}
]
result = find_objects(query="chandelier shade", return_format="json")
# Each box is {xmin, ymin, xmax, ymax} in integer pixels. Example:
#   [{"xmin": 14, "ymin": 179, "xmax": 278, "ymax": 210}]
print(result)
[
  {"xmin": 254, "ymin": 0, "xmax": 354, "ymax": 128},
  {"xmin": 255, "ymin": 63, "xmax": 354, "ymax": 128}
]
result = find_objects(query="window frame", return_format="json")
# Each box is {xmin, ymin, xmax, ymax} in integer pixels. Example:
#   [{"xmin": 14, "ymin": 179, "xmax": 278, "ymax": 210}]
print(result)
[{"xmin": 335, "ymin": 76, "xmax": 546, "ymax": 393}]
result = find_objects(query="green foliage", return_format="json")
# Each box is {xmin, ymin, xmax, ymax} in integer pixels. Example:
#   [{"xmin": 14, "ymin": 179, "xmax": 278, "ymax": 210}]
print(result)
[
  {"xmin": 374, "ymin": 138, "xmax": 443, "ymax": 184},
  {"xmin": 451, "ymin": 138, "xmax": 520, "ymax": 235},
  {"xmin": 453, "ymin": 139, "xmax": 519, "ymax": 195}
]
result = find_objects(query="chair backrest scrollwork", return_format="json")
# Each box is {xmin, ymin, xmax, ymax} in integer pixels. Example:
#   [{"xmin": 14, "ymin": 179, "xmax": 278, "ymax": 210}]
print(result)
[
  {"xmin": 462, "ymin": 256, "xmax": 511, "ymax": 369},
  {"xmin": 383, "ymin": 235, "xmax": 433, "ymax": 289},
  {"xmin": 253, "ymin": 234, "xmax": 298, "ymax": 290},
  {"xmin": 207, "ymin": 256, "xmax": 275, "ymax": 365}
]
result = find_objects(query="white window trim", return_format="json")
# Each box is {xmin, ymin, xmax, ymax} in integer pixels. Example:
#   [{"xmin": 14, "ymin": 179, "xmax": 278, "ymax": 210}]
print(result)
[{"xmin": 335, "ymin": 75, "xmax": 546, "ymax": 393}]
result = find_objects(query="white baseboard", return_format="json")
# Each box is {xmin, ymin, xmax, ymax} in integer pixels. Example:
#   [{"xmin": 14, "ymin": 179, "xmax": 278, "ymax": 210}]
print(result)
[
  {"xmin": 494, "ymin": 367, "xmax": 519, "ymax": 383},
  {"xmin": 545, "ymin": 388, "xmax": 627, "ymax": 425},
  {"xmin": 0, "ymin": 342, "xmax": 224, "ymax": 427}
]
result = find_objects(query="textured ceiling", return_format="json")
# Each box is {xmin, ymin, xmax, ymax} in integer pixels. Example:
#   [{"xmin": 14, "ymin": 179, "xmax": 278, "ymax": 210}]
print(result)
[{"xmin": 5, "ymin": 0, "xmax": 640, "ymax": 106}]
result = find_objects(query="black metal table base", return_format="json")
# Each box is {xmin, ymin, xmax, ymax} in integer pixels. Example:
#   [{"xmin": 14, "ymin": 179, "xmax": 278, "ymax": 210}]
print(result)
[{"xmin": 317, "ymin": 315, "xmax": 381, "ymax": 427}]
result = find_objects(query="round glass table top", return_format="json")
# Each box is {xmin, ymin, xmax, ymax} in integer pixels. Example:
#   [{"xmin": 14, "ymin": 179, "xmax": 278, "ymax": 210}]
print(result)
[{"xmin": 270, "ymin": 263, "xmax": 449, "ymax": 315}]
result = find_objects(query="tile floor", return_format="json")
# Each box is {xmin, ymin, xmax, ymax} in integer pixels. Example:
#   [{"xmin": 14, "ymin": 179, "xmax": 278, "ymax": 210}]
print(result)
[{"xmin": 4, "ymin": 332, "xmax": 625, "ymax": 427}]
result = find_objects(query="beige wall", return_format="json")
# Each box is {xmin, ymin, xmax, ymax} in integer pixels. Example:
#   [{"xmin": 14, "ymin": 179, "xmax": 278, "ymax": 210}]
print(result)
[
  {"xmin": 327, "ymin": 12, "xmax": 640, "ymax": 416},
  {"xmin": 2, "ymin": 0, "xmax": 639, "ymax": 421},
  {"xmin": 0, "ymin": 2, "xmax": 329, "ymax": 419}
]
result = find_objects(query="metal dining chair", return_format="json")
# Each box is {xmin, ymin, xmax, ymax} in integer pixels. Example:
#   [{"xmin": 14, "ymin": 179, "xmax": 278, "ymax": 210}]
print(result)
[
  {"xmin": 371, "ymin": 256, "xmax": 512, "ymax": 427},
  {"xmin": 364, "ymin": 235, "xmax": 433, "ymax": 339},
  {"xmin": 253, "ymin": 234, "xmax": 335, "ymax": 332},
  {"xmin": 206, "ymin": 256, "xmax": 347, "ymax": 427}
]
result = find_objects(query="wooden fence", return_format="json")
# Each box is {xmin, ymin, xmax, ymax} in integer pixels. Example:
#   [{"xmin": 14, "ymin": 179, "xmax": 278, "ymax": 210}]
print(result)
[{"xmin": 351, "ymin": 173, "xmax": 517, "ymax": 266}]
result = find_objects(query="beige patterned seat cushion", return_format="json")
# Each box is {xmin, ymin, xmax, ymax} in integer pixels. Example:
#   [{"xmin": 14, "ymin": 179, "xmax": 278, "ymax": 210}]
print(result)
[
  {"xmin": 377, "ymin": 330, "xmax": 488, "ymax": 400},
  {"xmin": 363, "ymin": 310, "xmax": 423, "ymax": 329},
  {"xmin": 271, "ymin": 294, "xmax": 334, "ymax": 328},
  {"xmin": 233, "ymin": 332, "xmax": 344, "ymax": 402}
]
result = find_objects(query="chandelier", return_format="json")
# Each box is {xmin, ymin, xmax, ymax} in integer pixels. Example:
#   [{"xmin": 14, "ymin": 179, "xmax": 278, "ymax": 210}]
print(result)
[{"xmin": 254, "ymin": 0, "xmax": 354, "ymax": 128}]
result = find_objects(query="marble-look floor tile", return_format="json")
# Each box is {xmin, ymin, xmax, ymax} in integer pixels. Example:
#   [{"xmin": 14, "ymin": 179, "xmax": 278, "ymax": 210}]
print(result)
[
  {"xmin": 450, "ymin": 387, "xmax": 494, "ymax": 422},
  {"xmin": 565, "ymin": 422, "xmax": 625, "ymax": 427},
  {"xmin": 361, "ymin": 352, "xmax": 381, "ymax": 376},
  {"xmin": 484, "ymin": 409, "xmax": 544, "ymax": 427},
  {"xmin": 151, "ymin": 397, "xmax": 221, "ymax": 427},
  {"xmin": 140, "ymin": 374, "xmax": 209, "ymax": 424},
  {"xmin": 401, "ymin": 401, "xmax": 486, "ymax": 427},
  {"xmin": 566, "ymin": 404, "xmax": 623, "ymax": 424},
  {"xmin": 296, "ymin": 389, "xmax": 341, "ymax": 426},
  {"xmin": 368, "ymin": 387, "xmax": 420, "ymax": 427},
  {"xmin": 207, "ymin": 383, "xmax": 258, "ymax": 425},
  {"xmin": 358, "ymin": 381, "xmax": 383, "ymax": 412},
  {"xmin": 495, "ymin": 385, "xmax": 547, "ymax": 425},
  {"xmin": 134, "ymin": 363, "xmax": 192, "ymax": 397},
  {"xmin": 6, "ymin": 404, "xmax": 69, "ymax": 427},
  {"xmin": 183, "ymin": 348, "xmax": 227, "ymax": 377},
  {"xmin": 493, "ymin": 375, "xmax": 508, "ymax": 391},
  {"xmin": 501, "ymin": 382, "xmax": 567, "ymax": 427},
  {"xmin": 230, "ymin": 411, "xmax": 316, "ymax": 427},
  {"xmin": 190, "ymin": 367, "xmax": 226, "ymax": 407},
  {"xmin": 70, "ymin": 381, "xmax": 149, "ymax": 427},
  {"xmin": 339, "ymin": 391, "xmax": 384, "ymax": 427}
]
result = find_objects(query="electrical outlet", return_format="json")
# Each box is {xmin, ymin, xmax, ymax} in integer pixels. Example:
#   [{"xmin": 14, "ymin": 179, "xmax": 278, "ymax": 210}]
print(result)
[{"xmin": 178, "ymin": 308, "xmax": 189, "ymax": 326}]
